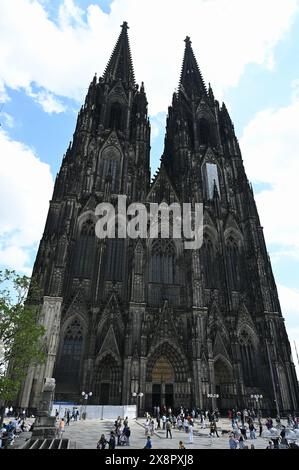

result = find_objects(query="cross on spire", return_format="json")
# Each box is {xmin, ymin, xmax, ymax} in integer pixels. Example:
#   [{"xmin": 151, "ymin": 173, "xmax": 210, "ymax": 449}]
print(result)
[{"xmin": 121, "ymin": 21, "xmax": 129, "ymax": 31}]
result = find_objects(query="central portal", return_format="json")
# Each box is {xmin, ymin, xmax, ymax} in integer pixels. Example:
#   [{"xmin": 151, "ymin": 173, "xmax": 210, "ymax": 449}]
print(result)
[{"xmin": 151, "ymin": 357, "xmax": 174, "ymax": 410}]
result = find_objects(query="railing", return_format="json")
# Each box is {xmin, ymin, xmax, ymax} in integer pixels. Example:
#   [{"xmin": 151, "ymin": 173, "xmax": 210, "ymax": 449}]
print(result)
[{"xmin": 22, "ymin": 438, "xmax": 71, "ymax": 449}]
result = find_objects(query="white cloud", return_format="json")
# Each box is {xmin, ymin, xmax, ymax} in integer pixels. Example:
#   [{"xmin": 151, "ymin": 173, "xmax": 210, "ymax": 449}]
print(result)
[
  {"xmin": 240, "ymin": 94, "xmax": 299, "ymax": 257},
  {"xmin": 27, "ymin": 87, "xmax": 67, "ymax": 114},
  {"xmin": 1, "ymin": 112, "xmax": 14, "ymax": 128},
  {"xmin": 291, "ymin": 78, "xmax": 299, "ymax": 101},
  {"xmin": 150, "ymin": 112, "xmax": 166, "ymax": 140},
  {"xmin": 0, "ymin": 129, "xmax": 54, "ymax": 274},
  {"xmin": 0, "ymin": 0, "xmax": 298, "ymax": 115},
  {"xmin": 58, "ymin": 0, "xmax": 85, "ymax": 29},
  {"xmin": 0, "ymin": 79, "xmax": 9, "ymax": 103}
]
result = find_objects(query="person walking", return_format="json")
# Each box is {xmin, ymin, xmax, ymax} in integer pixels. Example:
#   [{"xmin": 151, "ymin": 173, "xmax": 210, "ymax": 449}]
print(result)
[
  {"xmin": 58, "ymin": 418, "xmax": 65, "ymax": 438},
  {"xmin": 66, "ymin": 410, "xmax": 70, "ymax": 426},
  {"xmin": 229, "ymin": 435, "xmax": 238, "ymax": 449},
  {"xmin": 213, "ymin": 420, "xmax": 220, "ymax": 437},
  {"xmin": 162, "ymin": 414, "xmax": 167, "ymax": 430},
  {"xmin": 188, "ymin": 422, "xmax": 194, "ymax": 444},
  {"xmin": 249, "ymin": 422, "xmax": 256, "ymax": 439},
  {"xmin": 240, "ymin": 423, "xmax": 247, "ymax": 440},
  {"xmin": 144, "ymin": 436, "xmax": 152, "ymax": 449},
  {"xmin": 156, "ymin": 413, "xmax": 161, "ymax": 429},
  {"xmin": 166, "ymin": 419, "xmax": 172, "ymax": 439},
  {"xmin": 109, "ymin": 432, "xmax": 116, "ymax": 449},
  {"xmin": 144, "ymin": 419, "xmax": 150, "ymax": 436},
  {"xmin": 239, "ymin": 434, "xmax": 245, "ymax": 449},
  {"xmin": 210, "ymin": 421, "xmax": 219, "ymax": 438},
  {"xmin": 150, "ymin": 419, "xmax": 155, "ymax": 435},
  {"xmin": 116, "ymin": 425, "xmax": 122, "ymax": 445},
  {"xmin": 124, "ymin": 426, "xmax": 131, "ymax": 446},
  {"xmin": 184, "ymin": 417, "xmax": 189, "ymax": 433},
  {"xmin": 177, "ymin": 416, "xmax": 182, "ymax": 431},
  {"xmin": 258, "ymin": 419, "xmax": 263, "ymax": 437},
  {"xmin": 97, "ymin": 434, "xmax": 108, "ymax": 449}
]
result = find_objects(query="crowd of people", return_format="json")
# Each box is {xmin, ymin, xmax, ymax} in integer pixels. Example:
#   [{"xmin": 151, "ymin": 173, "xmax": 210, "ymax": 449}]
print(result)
[
  {"xmin": 144, "ymin": 408, "xmax": 198, "ymax": 443},
  {"xmin": 96, "ymin": 416, "xmax": 131, "ymax": 449},
  {"xmin": 1, "ymin": 405, "xmax": 298, "ymax": 450},
  {"xmin": 227, "ymin": 409, "xmax": 299, "ymax": 449},
  {"xmin": 139, "ymin": 406, "xmax": 299, "ymax": 450},
  {"xmin": 0, "ymin": 417, "xmax": 32, "ymax": 449}
]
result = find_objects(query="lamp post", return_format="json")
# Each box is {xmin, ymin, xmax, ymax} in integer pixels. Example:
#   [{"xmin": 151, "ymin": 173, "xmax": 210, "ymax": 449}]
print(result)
[
  {"xmin": 207, "ymin": 393, "xmax": 219, "ymax": 412},
  {"xmin": 250, "ymin": 394, "xmax": 263, "ymax": 419},
  {"xmin": 132, "ymin": 392, "xmax": 144, "ymax": 419},
  {"xmin": 81, "ymin": 391, "xmax": 92, "ymax": 420}
]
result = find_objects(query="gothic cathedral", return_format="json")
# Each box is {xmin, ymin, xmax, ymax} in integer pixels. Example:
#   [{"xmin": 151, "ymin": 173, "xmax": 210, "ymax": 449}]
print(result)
[{"xmin": 19, "ymin": 23, "xmax": 299, "ymax": 415}]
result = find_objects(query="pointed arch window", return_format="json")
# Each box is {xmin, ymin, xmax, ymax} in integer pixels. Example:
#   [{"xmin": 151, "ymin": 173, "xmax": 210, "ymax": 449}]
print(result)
[
  {"xmin": 203, "ymin": 163, "xmax": 220, "ymax": 200},
  {"xmin": 239, "ymin": 330, "xmax": 257, "ymax": 387},
  {"xmin": 150, "ymin": 240, "xmax": 176, "ymax": 284},
  {"xmin": 226, "ymin": 236, "xmax": 240, "ymax": 290},
  {"xmin": 108, "ymin": 102, "xmax": 124, "ymax": 131},
  {"xmin": 102, "ymin": 157, "xmax": 119, "ymax": 191},
  {"xmin": 202, "ymin": 236, "xmax": 218, "ymax": 288},
  {"xmin": 74, "ymin": 219, "xmax": 95, "ymax": 277},
  {"xmin": 105, "ymin": 238, "xmax": 124, "ymax": 281},
  {"xmin": 198, "ymin": 118, "xmax": 211, "ymax": 146},
  {"xmin": 100, "ymin": 147, "xmax": 121, "ymax": 193},
  {"xmin": 55, "ymin": 319, "xmax": 83, "ymax": 386}
]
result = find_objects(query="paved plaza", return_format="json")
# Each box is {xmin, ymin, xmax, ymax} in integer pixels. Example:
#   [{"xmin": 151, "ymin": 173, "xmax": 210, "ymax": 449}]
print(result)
[
  {"xmin": 56, "ymin": 417, "xmax": 277, "ymax": 449},
  {"xmin": 4, "ymin": 415, "xmax": 293, "ymax": 450}
]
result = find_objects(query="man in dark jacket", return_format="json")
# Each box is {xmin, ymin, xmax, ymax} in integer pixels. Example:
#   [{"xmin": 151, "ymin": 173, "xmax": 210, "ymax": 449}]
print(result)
[{"xmin": 109, "ymin": 431, "xmax": 116, "ymax": 449}]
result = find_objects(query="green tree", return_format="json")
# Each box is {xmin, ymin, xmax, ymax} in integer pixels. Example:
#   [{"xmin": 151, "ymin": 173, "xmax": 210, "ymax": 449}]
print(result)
[{"xmin": 0, "ymin": 270, "xmax": 45, "ymax": 426}]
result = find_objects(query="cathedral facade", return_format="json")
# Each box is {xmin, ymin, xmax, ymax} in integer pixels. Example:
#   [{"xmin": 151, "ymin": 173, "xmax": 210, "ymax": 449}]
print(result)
[{"xmin": 19, "ymin": 23, "xmax": 298, "ymax": 415}]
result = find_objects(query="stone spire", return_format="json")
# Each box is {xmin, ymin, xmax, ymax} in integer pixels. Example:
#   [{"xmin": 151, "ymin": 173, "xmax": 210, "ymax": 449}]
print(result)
[
  {"xmin": 179, "ymin": 36, "xmax": 207, "ymax": 98},
  {"xmin": 103, "ymin": 21, "xmax": 135, "ymax": 88}
]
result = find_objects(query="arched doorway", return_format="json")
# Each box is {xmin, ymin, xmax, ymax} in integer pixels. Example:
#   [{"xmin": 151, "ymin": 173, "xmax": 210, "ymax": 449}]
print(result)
[
  {"xmin": 94, "ymin": 354, "xmax": 121, "ymax": 405},
  {"xmin": 214, "ymin": 357, "xmax": 235, "ymax": 411},
  {"xmin": 151, "ymin": 356, "xmax": 175, "ymax": 410}
]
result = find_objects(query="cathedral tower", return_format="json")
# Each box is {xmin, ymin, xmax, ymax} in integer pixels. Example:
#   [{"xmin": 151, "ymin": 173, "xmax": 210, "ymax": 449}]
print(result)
[{"xmin": 19, "ymin": 26, "xmax": 298, "ymax": 415}]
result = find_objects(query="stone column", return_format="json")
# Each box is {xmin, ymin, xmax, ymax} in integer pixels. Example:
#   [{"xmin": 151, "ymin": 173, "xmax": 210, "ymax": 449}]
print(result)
[
  {"xmin": 31, "ymin": 378, "xmax": 57, "ymax": 440},
  {"xmin": 22, "ymin": 297, "xmax": 63, "ymax": 409},
  {"xmin": 139, "ymin": 357, "xmax": 147, "ymax": 416},
  {"xmin": 122, "ymin": 357, "xmax": 131, "ymax": 404}
]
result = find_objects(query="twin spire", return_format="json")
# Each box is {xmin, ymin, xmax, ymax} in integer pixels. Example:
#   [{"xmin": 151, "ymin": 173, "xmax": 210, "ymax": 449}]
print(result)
[
  {"xmin": 103, "ymin": 21, "xmax": 135, "ymax": 88},
  {"xmin": 179, "ymin": 36, "xmax": 207, "ymax": 97},
  {"xmin": 103, "ymin": 22, "xmax": 207, "ymax": 98}
]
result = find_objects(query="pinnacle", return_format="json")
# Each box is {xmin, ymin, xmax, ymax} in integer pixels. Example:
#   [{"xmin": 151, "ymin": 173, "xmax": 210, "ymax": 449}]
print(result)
[
  {"xmin": 179, "ymin": 36, "xmax": 207, "ymax": 98},
  {"xmin": 121, "ymin": 21, "xmax": 129, "ymax": 31},
  {"xmin": 103, "ymin": 21, "xmax": 135, "ymax": 88}
]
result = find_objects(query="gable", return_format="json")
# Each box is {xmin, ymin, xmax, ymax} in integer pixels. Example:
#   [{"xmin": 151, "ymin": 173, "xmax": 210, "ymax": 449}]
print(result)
[
  {"xmin": 213, "ymin": 331, "xmax": 230, "ymax": 361},
  {"xmin": 98, "ymin": 324, "xmax": 120, "ymax": 358},
  {"xmin": 147, "ymin": 167, "xmax": 180, "ymax": 204}
]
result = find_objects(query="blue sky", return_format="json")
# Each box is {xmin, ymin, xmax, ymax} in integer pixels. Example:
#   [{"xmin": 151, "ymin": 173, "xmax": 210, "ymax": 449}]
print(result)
[{"xmin": 0, "ymin": 0, "xmax": 299, "ymax": 371}]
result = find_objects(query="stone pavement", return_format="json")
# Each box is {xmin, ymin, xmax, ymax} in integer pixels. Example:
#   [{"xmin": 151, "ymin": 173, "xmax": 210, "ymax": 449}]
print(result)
[
  {"xmin": 5, "ymin": 416, "xmax": 291, "ymax": 450},
  {"xmin": 59, "ymin": 417, "xmax": 275, "ymax": 450}
]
